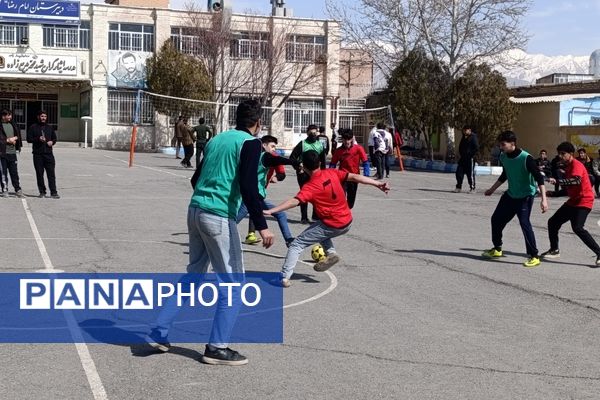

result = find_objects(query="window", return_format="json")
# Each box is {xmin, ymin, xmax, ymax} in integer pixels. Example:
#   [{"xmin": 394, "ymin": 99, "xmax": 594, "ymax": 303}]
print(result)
[
  {"xmin": 109, "ymin": 23, "xmax": 154, "ymax": 52},
  {"xmin": 43, "ymin": 21, "xmax": 90, "ymax": 49},
  {"xmin": 170, "ymin": 27, "xmax": 205, "ymax": 56},
  {"xmin": 107, "ymin": 90, "xmax": 154, "ymax": 125},
  {"xmin": 0, "ymin": 23, "xmax": 28, "ymax": 46},
  {"xmin": 286, "ymin": 35, "xmax": 326, "ymax": 62},
  {"xmin": 230, "ymin": 32, "xmax": 268, "ymax": 59},
  {"xmin": 284, "ymin": 99, "xmax": 325, "ymax": 133},
  {"xmin": 227, "ymin": 97, "xmax": 272, "ymax": 129}
]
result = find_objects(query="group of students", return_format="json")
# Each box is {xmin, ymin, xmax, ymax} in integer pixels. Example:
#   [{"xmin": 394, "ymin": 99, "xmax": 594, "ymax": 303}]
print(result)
[
  {"xmin": 481, "ymin": 131, "xmax": 600, "ymax": 268},
  {"xmin": 536, "ymin": 147, "xmax": 600, "ymax": 198},
  {"xmin": 172, "ymin": 116, "xmax": 213, "ymax": 168},
  {"xmin": 146, "ymin": 100, "xmax": 389, "ymax": 365},
  {"xmin": 0, "ymin": 109, "xmax": 60, "ymax": 199}
]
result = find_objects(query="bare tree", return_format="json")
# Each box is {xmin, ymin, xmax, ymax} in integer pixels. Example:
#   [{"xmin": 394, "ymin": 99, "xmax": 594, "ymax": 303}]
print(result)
[{"xmin": 327, "ymin": 0, "xmax": 531, "ymax": 157}]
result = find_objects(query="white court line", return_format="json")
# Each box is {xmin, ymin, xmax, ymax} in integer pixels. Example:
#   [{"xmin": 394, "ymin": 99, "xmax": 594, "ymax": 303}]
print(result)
[
  {"xmin": 103, "ymin": 154, "xmax": 190, "ymax": 179},
  {"xmin": 21, "ymin": 199, "xmax": 109, "ymax": 400},
  {"xmin": 242, "ymin": 247, "xmax": 338, "ymax": 309}
]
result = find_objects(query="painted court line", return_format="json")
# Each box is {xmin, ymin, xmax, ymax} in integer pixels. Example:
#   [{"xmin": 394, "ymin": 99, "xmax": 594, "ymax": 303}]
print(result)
[
  {"xmin": 103, "ymin": 154, "xmax": 190, "ymax": 179},
  {"xmin": 21, "ymin": 199, "xmax": 109, "ymax": 400},
  {"xmin": 241, "ymin": 247, "xmax": 338, "ymax": 309}
]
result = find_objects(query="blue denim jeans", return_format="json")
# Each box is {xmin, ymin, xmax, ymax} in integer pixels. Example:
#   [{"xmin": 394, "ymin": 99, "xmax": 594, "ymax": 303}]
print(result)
[
  {"xmin": 236, "ymin": 199, "xmax": 293, "ymax": 241},
  {"xmin": 281, "ymin": 221, "xmax": 351, "ymax": 279},
  {"xmin": 155, "ymin": 207, "xmax": 244, "ymax": 348}
]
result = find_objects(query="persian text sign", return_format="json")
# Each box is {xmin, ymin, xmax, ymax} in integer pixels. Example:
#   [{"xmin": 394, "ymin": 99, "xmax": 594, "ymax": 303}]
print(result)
[
  {"xmin": 0, "ymin": 0, "xmax": 80, "ymax": 24},
  {"xmin": 0, "ymin": 54, "xmax": 77, "ymax": 76}
]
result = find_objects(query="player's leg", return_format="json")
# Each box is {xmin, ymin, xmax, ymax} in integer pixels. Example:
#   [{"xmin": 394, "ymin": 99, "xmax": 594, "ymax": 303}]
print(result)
[
  {"xmin": 279, "ymin": 223, "xmax": 324, "ymax": 284},
  {"xmin": 542, "ymin": 204, "xmax": 570, "ymax": 258},
  {"xmin": 569, "ymin": 206, "xmax": 600, "ymax": 263},
  {"xmin": 515, "ymin": 196, "xmax": 540, "ymax": 267},
  {"xmin": 345, "ymin": 182, "xmax": 358, "ymax": 209},
  {"xmin": 483, "ymin": 193, "xmax": 517, "ymax": 258},
  {"xmin": 454, "ymin": 161, "xmax": 464, "ymax": 192},
  {"xmin": 149, "ymin": 206, "xmax": 211, "ymax": 351},
  {"xmin": 314, "ymin": 222, "xmax": 351, "ymax": 272},
  {"xmin": 263, "ymin": 199, "xmax": 294, "ymax": 246}
]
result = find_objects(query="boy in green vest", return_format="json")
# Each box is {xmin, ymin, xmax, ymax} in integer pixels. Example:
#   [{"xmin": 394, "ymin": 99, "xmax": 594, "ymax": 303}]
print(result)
[
  {"xmin": 482, "ymin": 130, "xmax": 549, "ymax": 268},
  {"xmin": 290, "ymin": 124, "xmax": 326, "ymax": 224},
  {"xmin": 147, "ymin": 99, "xmax": 274, "ymax": 366}
]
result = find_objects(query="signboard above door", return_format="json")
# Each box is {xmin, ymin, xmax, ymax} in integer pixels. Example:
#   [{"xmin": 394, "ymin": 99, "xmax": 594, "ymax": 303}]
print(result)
[
  {"xmin": 0, "ymin": 0, "xmax": 80, "ymax": 25},
  {"xmin": 0, "ymin": 54, "xmax": 77, "ymax": 76}
]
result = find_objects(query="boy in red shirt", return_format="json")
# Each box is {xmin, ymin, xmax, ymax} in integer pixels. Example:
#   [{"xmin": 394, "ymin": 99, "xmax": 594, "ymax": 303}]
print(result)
[
  {"xmin": 265, "ymin": 150, "xmax": 389, "ymax": 287},
  {"xmin": 541, "ymin": 141, "xmax": 600, "ymax": 266},
  {"xmin": 330, "ymin": 128, "xmax": 369, "ymax": 209}
]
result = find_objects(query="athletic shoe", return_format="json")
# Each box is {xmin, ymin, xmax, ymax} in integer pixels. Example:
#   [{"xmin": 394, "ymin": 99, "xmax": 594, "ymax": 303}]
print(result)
[
  {"xmin": 540, "ymin": 249, "xmax": 560, "ymax": 259},
  {"xmin": 201, "ymin": 345, "xmax": 248, "ymax": 366},
  {"xmin": 300, "ymin": 219, "xmax": 311, "ymax": 224},
  {"xmin": 51, "ymin": 193, "xmax": 60, "ymax": 199},
  {"xmin": 16, "ymin": 190, "xmax": 25, "ymax": 198},
  {"xmin": 523, "ymin": 257, "xmax": 541, "ymax": 268},
  {"xmin": 481, "ymin": 248, "xmax": 502, "ymax": 258},
  {"xmin": 285, "ymin": 238, "xmax": 295, "ymax": 248},
  {"xmin": 595, "ymin": 257, "xmax": 600, "ymax": 267},
  {"xmin": 314, "ymin": 254, "xmax": 341, "ymax": 272},
  {"xmin": 145, "ymin": 328, "xmax": 171, "ymax": 352},
  {"xmin": 453, "ymin": 188, "xmax": 461, "ymax": 193},
  {"xmin": 469, "ymin": 188, "xmax": 476, "ymax": 193},
  {"xmin": 244, "ymin": 232, "xmax": 261, "ymax": 245},
  {"xmin": 281, "ymin": 278, "xmax": 291, "ymax": 288},
  {"xmin": 1, "ymin": 190, "xmax": 7, "ymax": 198},
  {"xmin": 38, "ymin": 192, "xmax": 46, "ymax": 198}
]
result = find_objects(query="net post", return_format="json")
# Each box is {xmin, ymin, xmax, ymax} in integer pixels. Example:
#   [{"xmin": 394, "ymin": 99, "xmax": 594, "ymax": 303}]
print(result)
[{"xmin": 129, "ymin": 90, "xmax": 142, "ymax": 168}]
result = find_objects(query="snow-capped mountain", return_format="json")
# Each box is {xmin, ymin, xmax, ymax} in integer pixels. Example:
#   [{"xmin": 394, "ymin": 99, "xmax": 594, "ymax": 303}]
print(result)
[{"xmin": 493, "ymin": 49, "xmax": 590, "ymax": 87}]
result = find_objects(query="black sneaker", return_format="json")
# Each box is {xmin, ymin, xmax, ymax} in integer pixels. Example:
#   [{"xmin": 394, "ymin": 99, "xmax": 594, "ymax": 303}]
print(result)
[
  {"xmin": 541, "ymin": 249, "xmax": 560, "ymax": 259},
  {"xmin": 16, "ymin": 190, "xmax": 25, "ymax": 198},
  {"xmin": 201, "ymin": 345, "xmax": 248, "ymax": 366},
  {"xmin": 38, "ymin": 192, "xmax": 46, "ymax": 198},
  {"xmin": 145, "ymin": 328, "xmax": 171, "ymax": 352},
  {"xmin": 300, "ymin": 219, "xmax": 310, "ymax": 225},
  {"xmin": 50, "ymin": 193, "xmax": 60, "ymax": 199},
  {"xmin": 285, "ymin": 238, "xmax": 295, "ymax": 248}
]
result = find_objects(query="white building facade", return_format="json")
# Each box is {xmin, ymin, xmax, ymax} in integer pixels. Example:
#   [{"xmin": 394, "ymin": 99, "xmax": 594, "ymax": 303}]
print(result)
[{"xmin": 0, "ymin": 2, "xmax": 341, "ymax": 150}]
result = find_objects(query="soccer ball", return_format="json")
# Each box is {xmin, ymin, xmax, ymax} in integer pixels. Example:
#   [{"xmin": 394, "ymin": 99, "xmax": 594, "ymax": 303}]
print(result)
[{"xmin": 311, "ymin": 244, "xmax": 326, "ymax": 262}]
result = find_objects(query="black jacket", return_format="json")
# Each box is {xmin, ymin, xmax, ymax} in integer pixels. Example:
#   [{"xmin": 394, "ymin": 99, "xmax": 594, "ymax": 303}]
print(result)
[
  {"xmin": 27, "ymin": 123, "xmax": 57, "ymax": 155},
  {"xmin": 458, "ymin": 133, "xmax": 478, "ymax": 161},
  {"xmin": 0, "ymin": 120, "xmax": 22, "ymax": 156}
]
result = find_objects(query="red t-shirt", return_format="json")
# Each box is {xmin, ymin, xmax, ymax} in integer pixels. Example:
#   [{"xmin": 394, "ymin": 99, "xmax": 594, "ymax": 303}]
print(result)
[
  {"xmin": 295, "ymin": 169, "xmax": 353, "ymax": 228},
  {"xmin": 565, "ymin": 159, "xmax": 594, "ymax": 209},
  {"xmin": 331, "ymin": 144, "xmax": 367, "ymax": 174}
]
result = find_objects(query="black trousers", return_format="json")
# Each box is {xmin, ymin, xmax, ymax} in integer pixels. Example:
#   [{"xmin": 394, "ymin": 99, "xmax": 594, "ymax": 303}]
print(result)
[
  {"xmin": 344, "ymin": 181, "xmax": 358, "ymax": 209},
  {"xmin": 548, "ymin": 204, "xmax": 600, "ymax": 256},
  {"xmin": 0, "ymin": 154, "xmax": 21, "ymax": 192},
  {"xmin": 383, "ymin": 153, "xmax": 391, "ymax": 176},
  {"xmin": 33, "ymin": 153, "xmax": 56, "ymax": 195},
  {"xmin": 594, "ymin": 175, "xmax": 600, "ymax": 196},
  {"xmin": 182, "ymin": 145, "xmax": 194, "ymax": 167},
  {"xmin": 455, "ymin": 158, "xmax": 475, "ymax": 190},
  {"xmin": 491, "ymin": 193, "xmax": 538, "ymax": 257},
  {"xmin": 297, "ymin": 172, "xmax": 314, "ymax": 220},
  {"xmin": 373, "ymin": 151, "xmax": 384, "ymax": 179},
  {"xmin": 195, "ymin": 142, "xmax": 206, "ymax": 168}
]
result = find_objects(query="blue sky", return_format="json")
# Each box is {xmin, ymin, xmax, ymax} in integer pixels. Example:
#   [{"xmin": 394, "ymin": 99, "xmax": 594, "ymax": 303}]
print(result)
[{"xmin": 86, "ymin": 0, "xmax": 600, "ymax": 56}]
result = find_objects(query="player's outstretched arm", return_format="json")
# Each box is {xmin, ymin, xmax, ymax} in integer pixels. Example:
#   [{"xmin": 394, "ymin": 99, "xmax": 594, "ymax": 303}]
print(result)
[
  {"xmin": 347, "ymin": 173, "xmax": 390, "ymax": 194},
  {"xmin": 264, "ymin": 198, "xmax": 301, "ymax": 215}
]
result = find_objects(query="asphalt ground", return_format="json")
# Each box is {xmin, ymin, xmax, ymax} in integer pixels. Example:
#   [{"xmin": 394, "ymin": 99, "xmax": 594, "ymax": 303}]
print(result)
[{"xmin": 2, "ymin": 147, "xmax": 600, "ymax": 399}]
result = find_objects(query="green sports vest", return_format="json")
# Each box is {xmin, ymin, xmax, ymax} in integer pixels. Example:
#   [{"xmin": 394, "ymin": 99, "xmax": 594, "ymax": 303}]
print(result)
[
  {"xmin": 500, "ymin": 150, "xmax": 537, "ymax": 199},
  {"xmin": 302, "ymin": 139, "xmax": 323, "ymax": 155},
  {"xmin": 190, "ymin": 129, "xmax": 257, "ymax": 218},
  {"xmin": 257, "ymin": 152, "xmax": 268, "ymax": 199}
]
